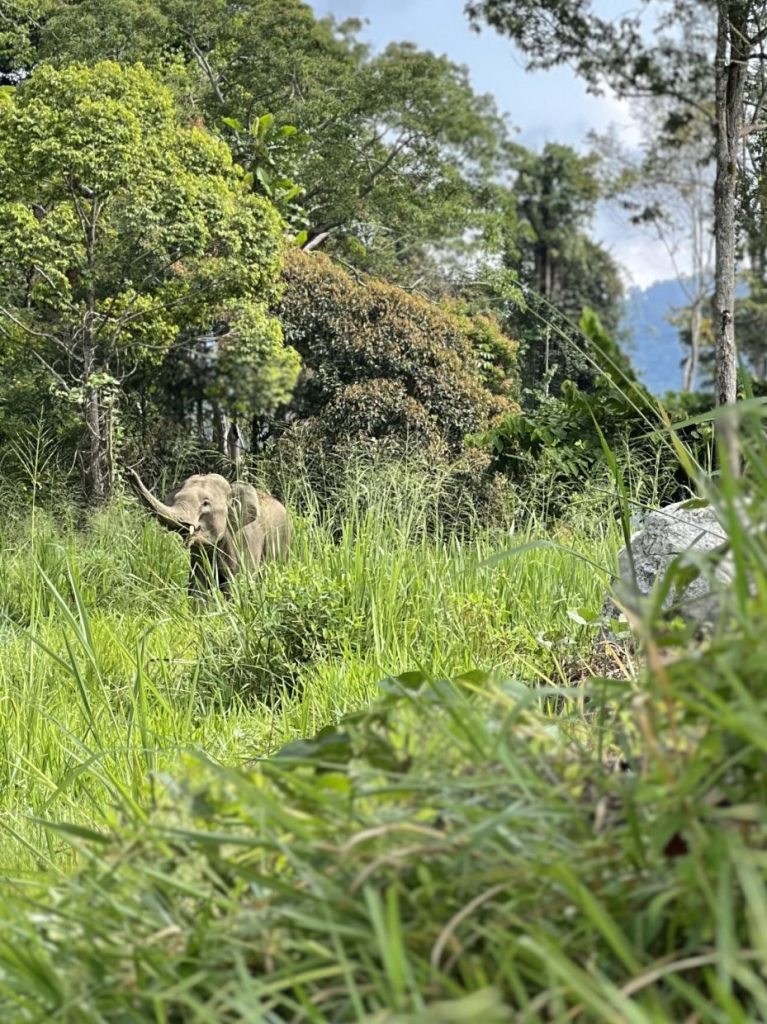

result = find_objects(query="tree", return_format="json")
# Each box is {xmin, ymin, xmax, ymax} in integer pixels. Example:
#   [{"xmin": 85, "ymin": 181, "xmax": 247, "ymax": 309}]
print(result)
[
  {"xmin": 466, "ymin": 0, "xmax": 767, "ymax": 464},
  {"xmin": 500, "ymin": 143, "xmax": 625, "ymax": 397},
  {"xmin": 276, "ymin": 249, "xmax": 519, "ymax": 456},
  {"xmin": 513, "ymin": 145, "xmax": 600, "ymax": 307},
  {"xmin": 736, "ymin": 42, "xmax": 767, "ymax": 383},
  {"xmin": 5, "ymin": 0, "xmax": 512, "ymax": 293},
  {"xmin": 594, "ymin": 103, "xmax": 715, "ymax": 393},
  {"xmin": 0, "ymin": 61, "xmax": 295, "ymax": 498}
]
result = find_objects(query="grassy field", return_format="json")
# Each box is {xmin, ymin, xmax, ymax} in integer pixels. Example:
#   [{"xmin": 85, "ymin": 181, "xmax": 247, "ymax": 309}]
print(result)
[
  {"xmin": 0, "ymin": 459, "xmax": 618, "ymax": 874},
  {"xmin": 0, "ymin": 451, "xmax": 764, "ymax": 1021}
]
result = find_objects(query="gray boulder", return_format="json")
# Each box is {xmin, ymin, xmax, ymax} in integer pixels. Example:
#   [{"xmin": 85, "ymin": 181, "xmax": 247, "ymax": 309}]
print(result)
[{"xmin": 605, "ymin": 500, "xmax": 732, "ymax": 631}]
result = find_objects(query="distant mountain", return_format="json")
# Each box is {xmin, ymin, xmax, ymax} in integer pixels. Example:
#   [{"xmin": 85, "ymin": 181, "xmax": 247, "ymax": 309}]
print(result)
[{"xmin": 620, "ymin": 278, "xmax": 691, "ymax": 395}]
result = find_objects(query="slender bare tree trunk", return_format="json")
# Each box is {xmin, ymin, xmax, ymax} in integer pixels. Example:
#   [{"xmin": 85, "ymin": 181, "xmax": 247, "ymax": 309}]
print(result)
[
  {"xmin": 683, "ymin": 299, "xmax": 703, "ymax": 393},
  {"xmin": 226, "ymin": 418, "xmax": 244, "ymax": 467},
  {"xmin": 82, "ymin": 312, "xmax": 111, "ymax": 500},
  {"xmin": 81, "ymin": 195, "xmax": 113, "ymax": 499},
  {"xmin": 714, "ymin": 1, "xmax": 746, "ymax": 472},
  {"xmin": 714, "ymin": 6, "xmax": 740, "ymax": 407},
  {"xmin": 212, "ymin": 400, "xmax": 228, "ymax": 456},
  {"xmin": 84, "ymin": 379, "xmax": 107, "ymax": 499},
  {"xmin": 540, "ymin": 248, "xmax": 553, "ymax": 392}
]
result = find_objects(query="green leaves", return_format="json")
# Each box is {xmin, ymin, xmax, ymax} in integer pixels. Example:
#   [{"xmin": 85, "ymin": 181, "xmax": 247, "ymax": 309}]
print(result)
[
  {"xmin": 222, "ymin": 109, "xmax": 308, "ymax": 221},
  {"xmin": 0, "ymin": 60, "xmax": 293, "ymax": 493},
  {"xmin": 11, "ymin": 0, "xmax": 514, "ymax": 289},
  {"xmin": 278, "ymin": 249, "xmax": 519, "ymax": 458}
]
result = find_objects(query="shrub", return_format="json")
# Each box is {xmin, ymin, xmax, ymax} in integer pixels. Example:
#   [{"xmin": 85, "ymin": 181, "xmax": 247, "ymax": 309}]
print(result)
[
  {"xmin": 198, "ymin": 564, "xmax": 364, "ymax": 702},
  {"xmin": 472, "ymin": 309, "xmax": 715, "ymax": 516},
  {"xmin": 276, "ymin": 249, "xmax": 519, "ymax": 456},
  {"xmin": 319, "ymin": 378, "xmax": 445, "ymax": 454}
]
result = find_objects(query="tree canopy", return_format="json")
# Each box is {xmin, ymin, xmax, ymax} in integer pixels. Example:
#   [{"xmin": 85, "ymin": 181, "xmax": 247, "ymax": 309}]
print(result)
[
  {"xmin": 276, "ymin": 249, "xmax": 519, "ymax": 456},
  {"xmin": 466, "ymin": 0, "xmax": 767, "ymax": 471},
  {"xmin": 4, "ymin": 0, "xmax": 512, "ymax": 292},
  {"xmin": 0, "ymin": 60, "xmax": 294, "ymax": 495}
]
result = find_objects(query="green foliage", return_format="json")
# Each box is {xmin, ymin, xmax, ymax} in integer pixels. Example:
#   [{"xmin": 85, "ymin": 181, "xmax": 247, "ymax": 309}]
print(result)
[
  {"xmin": 466, "ymin": 0, "xmax": 765, "ymax": 416},
  {"xmin": 0, "ymin": 6, "xmax": 766, "ymax": 1019},
  {"xmin": 465, "ymin": 0, "xmax": 714, "ymax": 103},
  {"xmin": 9, "ymin": 0, "xmax": 512, "ymax": 290},
  {"xmin": 207, "ymin": 300, "xmax": 301, "ymax": 417},
  {"xmin": 276, "ymin": 249, "xmax": 520, "ymax": 458},
  {"xmin": 472, "ymin": 309, "xmax": 714, "ymax": 513},
  {"xmin": 738, "ymin": 278, "xmax": 767, "ymax": 380},
  {"xmin": 201, "ymin": 564, "xmax": 365, "ymax": 701},
  {"xmin": 444, "ymin": 298, "xmax": 521, "ymax": 404},
  {"xmin": 221, "ymin": 111, "xmax": 309, "ymax": 227},
  {"xmin": 0, "ymin": 0, "xmax": 56, "ymax": 83},
  {"xmin": 514, "ymin": 143, "xmax": 601, "ymax": 248},
  {"xmin": 1, "ymin": 419, "xmax": 767, "ymax": 1018},
  {"xmin": 739, "ymin": 110, "xmax": 767, "ymax": 380},
  {"xmin": 499, "ymin": 143, "xmax": 626, "ymax": 396},
  {"xmin": 0, "ymin": 61, "xmax": 291, "ymax": 494},
  {"xmin": 1, "ymin": 433, "xmax": 767, "ymax": 1019}
]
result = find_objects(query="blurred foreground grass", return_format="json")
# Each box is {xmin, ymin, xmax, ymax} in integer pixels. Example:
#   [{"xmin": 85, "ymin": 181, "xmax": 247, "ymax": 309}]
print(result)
[{"xmin": 0, "ymin": 446, "xmax": 764, "ymax": 1021}]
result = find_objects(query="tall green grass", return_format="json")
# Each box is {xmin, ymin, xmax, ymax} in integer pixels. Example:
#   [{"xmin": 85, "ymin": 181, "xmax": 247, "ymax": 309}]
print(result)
[
  {"xmin": 1, "ymin": 430, "xmax": 765, "ymax": 1022},
  {"xmin": 0, "ymin": 456, "xmax": 616, "ymax": 884}
]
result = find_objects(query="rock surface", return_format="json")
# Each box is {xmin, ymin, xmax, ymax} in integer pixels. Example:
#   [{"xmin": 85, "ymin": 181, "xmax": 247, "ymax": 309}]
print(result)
[{"xmin": 606, "ymin": 501, "xmax": 732, "ymax": 631}]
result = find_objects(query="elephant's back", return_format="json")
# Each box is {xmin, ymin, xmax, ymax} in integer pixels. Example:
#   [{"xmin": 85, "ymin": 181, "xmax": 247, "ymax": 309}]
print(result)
[
  {"xmin": 257, "ymin": 492, "xmax": 288, "ymax": 526},
  {"xmin": 256, "ymin": 492, "xmax": 291, "ymax": 559}
]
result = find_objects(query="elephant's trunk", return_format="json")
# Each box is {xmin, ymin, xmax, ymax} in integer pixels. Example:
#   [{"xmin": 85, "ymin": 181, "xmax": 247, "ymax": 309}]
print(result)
[{"xmin": 125, "ymin": 469, "xmax": 190, "ymax": 532}]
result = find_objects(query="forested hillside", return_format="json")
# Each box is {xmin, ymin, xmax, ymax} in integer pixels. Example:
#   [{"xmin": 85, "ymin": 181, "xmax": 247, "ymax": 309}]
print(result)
[{"xmin": 0, "ymin": 1, "xmax": 766, "ymax": 1020}]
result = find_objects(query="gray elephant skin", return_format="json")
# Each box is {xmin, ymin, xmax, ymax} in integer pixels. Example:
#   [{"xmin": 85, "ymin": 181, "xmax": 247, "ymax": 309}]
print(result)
[{"xmin": 127, "ymin": 469, "xmax": 291, "ymax": 595}]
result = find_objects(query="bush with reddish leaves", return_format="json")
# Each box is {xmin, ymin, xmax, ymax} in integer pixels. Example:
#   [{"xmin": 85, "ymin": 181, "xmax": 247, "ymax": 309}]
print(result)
[{"xmin": 277, "ymin": 249, "xmax": 519, "ymax": 457}]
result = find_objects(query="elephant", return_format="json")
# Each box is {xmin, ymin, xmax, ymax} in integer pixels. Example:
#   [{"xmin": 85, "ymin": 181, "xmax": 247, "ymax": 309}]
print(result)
[{"xmin": 126, "ymin": 469, "xmax": 291, "ymax": 596}]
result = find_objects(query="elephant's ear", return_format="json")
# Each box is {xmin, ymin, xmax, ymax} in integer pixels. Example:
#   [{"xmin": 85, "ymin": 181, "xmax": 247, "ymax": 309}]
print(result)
[{"xmin": 228, "ymin": 482, "xmax": 261, "ymax": 527}]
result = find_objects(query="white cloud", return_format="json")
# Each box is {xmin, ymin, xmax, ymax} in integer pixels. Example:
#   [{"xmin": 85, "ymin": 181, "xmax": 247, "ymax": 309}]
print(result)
[{"xmin": 309, "ymin": 0, "xmax": 673, "ymax": 285}]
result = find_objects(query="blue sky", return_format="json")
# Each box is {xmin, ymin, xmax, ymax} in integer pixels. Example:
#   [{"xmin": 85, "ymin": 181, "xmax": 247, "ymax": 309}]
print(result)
[{"xmin": 309, "ymin": 0, "xmax": 671, "ymax": 288}]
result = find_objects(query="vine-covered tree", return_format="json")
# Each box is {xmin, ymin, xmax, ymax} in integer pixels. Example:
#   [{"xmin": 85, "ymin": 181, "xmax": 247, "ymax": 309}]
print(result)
[
  {"xmin": 498, "ymin": 144, "xmax": 625, "ymax": 398},
  {"xmin": 0, "ymin": 61, "xmax": 296, "ymax": 497}
]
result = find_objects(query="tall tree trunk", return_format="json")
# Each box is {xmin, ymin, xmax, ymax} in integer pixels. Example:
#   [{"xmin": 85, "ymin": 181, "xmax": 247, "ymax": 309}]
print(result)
[
  {"xmin": 212, "ymin": 400, "xmax": 228, "ymax": 456},
  {"xmin": 712, "ymin": 3, "xmax": 741, "ymax": 411},
  {"xmin": 81, "ymin": 196, "xmax": 111, "ymax": 500},
  {"xmin": 84, "ymin": 384, "xmax": 107, "ymax": 500},
  {"xmin": 250, "ymin": 413, "xmax": 262, "ymax": 453},
  {"xmin": 714, "ymin": 1, "xmax": 746, "ymax": 472},
  {"xmin": 226, "ymin": 418, "xmax": 244, "ymax": 467},
  {"xmin": 82, "ymin": 325, "xmax": 110, "ymax": 500}
]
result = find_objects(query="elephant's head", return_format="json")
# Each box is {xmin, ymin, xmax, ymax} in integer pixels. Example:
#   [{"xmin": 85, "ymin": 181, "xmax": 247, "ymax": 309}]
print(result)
[{"xmin": 126, "ymin": 469, "xmax": 260, "ymax": 551}]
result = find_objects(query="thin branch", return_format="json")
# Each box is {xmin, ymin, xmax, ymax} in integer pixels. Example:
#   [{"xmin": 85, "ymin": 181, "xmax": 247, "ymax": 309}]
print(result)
[
  {"xmin": 29, "ymin": 347, "xmax": 70, "ymax": 390},
  {"xmin": 0, "ymin": 305, "xmax": 59, "ymax": 343},
  {"xmin": 302, "ymin": 228, "xmax": 336, "ymax": 252},
  {"xmin": 187, "ymin": 33, "xmax": 225, "ymax": 105}
]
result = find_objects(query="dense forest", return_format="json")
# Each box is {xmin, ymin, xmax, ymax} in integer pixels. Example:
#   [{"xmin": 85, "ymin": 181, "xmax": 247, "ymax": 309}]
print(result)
[{"xmin": 0, "ymin": 1, "xmax": 766, "ymax": 1020}]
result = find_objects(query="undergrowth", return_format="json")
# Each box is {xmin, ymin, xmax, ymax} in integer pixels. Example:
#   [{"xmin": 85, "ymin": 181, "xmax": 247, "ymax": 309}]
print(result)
[{"xmin": 0, "ymin": 431, "xmax": 764, "ymax": 1022}]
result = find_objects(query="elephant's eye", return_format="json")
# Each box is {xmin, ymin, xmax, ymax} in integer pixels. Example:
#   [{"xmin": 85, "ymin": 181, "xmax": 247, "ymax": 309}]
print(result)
[{"xmin": 200, "ymin": 500, "xmax": 211, "ymax": 511}]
